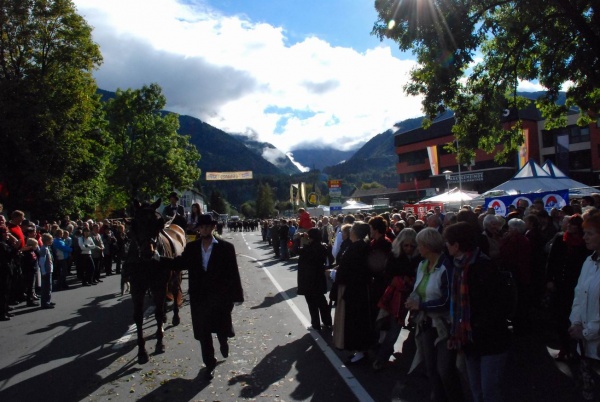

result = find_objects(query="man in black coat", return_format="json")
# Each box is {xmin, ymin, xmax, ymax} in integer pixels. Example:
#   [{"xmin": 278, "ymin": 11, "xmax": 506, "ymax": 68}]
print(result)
[{"xmin": 161, "ymin": 214, "xmax": 244, "ymax": 380}]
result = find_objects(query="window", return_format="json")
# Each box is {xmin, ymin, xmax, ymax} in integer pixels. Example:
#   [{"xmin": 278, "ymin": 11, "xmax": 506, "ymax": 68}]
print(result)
[
  {"xmin": 401, "ymin": 149, "xmax": 428, "ymax": 166},
  {"xmin": 569, "ymin": 126, "xmax": 590, "ymax": 144},
  {"xmin": 569, "ymin": 150, "xmax": 591, "ymax": 170}
]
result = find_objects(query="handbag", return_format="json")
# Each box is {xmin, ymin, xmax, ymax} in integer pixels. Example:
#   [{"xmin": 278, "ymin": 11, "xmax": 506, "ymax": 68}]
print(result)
[{"xmin": 578, "ymin": 340, "xmax": 600, "ymax": 401}]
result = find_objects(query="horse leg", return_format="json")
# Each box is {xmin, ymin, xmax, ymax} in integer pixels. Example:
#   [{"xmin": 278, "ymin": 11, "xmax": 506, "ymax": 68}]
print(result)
[
  {"xmin": 132, "ymin": 288, "xmax": 149, "ymax": 364},
  {"xmin": 153, "ymin": 288, "xmax": 166, "ymax": 354},
  {"xmin": 172, "ymin": 271, "xmax": 182, "ymax": 326}
]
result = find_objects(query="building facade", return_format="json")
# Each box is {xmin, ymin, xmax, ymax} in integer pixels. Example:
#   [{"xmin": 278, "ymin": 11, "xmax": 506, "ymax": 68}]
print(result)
[{"xmin": 394, "ymin": 106, "xmax": 600, "ymax": 200}]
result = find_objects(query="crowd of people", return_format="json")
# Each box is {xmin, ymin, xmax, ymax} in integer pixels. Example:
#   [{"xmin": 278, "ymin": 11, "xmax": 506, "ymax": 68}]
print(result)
[
  {"xmin": 0, "ymin": 206, "xmax": 130, "ymax": 320},
  {"xmin": 3, "ymin": 192, "xmax": 600, "ymax": 399},
  {"xmin": 258, "ymin": 195, "xmax": 600, "ymax": 401}
]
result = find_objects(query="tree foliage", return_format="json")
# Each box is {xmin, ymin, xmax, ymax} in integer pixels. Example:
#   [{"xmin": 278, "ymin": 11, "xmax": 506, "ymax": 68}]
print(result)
[
  {"xmin": 0, "ymin": 0, "xmax": 108, "ymax": 217},
  {"xmin": 104, "ymin": 83, "xmax": 201, "ymax": 201},
  {"xmin": 209, "ymin": 189, "xmax": 228, "ymax": 214},
  {"xmin": 255, "ymin": 183, "xmax": 276, "ymax": 218},
  {"xmin": 373, "ymin": 0, "xmax": 600, "ymax": 162}
]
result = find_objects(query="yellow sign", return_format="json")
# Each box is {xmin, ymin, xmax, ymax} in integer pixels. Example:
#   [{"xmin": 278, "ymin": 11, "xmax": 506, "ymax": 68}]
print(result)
[{"xmin": 206, "ymin": 171, "xmax": 253, "ymax": 181}]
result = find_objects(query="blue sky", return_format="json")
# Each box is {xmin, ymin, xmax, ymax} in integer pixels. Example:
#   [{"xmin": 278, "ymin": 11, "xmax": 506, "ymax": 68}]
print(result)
[{"xmin": 73, "ymin": 0, "xmax": 541, "ymax": 170}]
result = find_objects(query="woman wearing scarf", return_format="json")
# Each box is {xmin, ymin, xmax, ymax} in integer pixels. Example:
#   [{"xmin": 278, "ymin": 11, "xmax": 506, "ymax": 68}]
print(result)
[
  {"xmin": 445, "ymin": 222, "xmax": 510, "ymax": 402},
  {"xmin": 373, "ymin": 228, "xmax": 421, "ymax": 371},
  {"xmin": 546, "ymin": 214, "xmax": 591, "ymax": 360}
]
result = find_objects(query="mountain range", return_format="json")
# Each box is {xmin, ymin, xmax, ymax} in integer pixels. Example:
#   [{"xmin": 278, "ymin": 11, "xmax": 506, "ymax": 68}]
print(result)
[{"xmin": 98, "ymin": 88, "xmax": 557, "ymax": 205}]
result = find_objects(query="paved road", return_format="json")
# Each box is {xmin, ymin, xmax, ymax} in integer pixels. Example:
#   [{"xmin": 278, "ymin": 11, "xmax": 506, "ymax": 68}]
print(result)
[{"xmin": 0, "ymin": 230, "xmax": 584, "ymax": 401}]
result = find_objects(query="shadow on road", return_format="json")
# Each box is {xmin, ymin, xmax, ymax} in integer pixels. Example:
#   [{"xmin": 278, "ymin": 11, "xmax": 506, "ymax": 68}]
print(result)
[
  {"xmin": 228, "ymin": 333, "xmax": 354, "ymax": 401},
  {"xmin": 0, "ymin": 292, "xmax": 176, "ymax": 402}
]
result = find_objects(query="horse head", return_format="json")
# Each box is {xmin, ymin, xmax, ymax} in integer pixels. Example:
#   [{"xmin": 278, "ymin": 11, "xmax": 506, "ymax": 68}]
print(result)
[{"xmin": 131, "ymin": 198, "xmax": 165, "ymax": 260}]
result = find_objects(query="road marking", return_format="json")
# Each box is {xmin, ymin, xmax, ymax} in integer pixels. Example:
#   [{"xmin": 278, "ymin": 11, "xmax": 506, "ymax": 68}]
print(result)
[
  {"xmin": 238, "ymin": 253, "xmax": 375, "ymax": 402},
  {"xmin": 112, "ymin": 306, "xmax": 155, "ymax": 349}
]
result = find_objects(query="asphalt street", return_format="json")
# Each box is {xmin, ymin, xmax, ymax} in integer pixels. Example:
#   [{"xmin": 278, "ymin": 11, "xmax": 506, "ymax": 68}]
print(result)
[{"xmin": 0, "ymin": 229, "xmax": 585, "ymax": 401}]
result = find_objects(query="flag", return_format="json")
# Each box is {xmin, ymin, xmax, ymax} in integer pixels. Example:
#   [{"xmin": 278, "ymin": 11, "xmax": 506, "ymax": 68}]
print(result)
[{"xmin": 427, "ymin": 146, "xmax": 439, "ymax": 175}]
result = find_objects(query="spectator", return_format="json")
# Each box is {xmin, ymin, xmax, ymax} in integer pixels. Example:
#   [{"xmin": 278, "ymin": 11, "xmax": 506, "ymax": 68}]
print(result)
[
  {"xmin": 498, "ymin": 219, "xmax": 532, "ymax": 335},
  {"xmin": 445, "ymin": 222, "xmax": 511, "ymax": 402},
  {"xmin": 547, "ymin": 214, "xmax": 591, "ymax": 360},
  {"xmin": 78, "ymin": 228, "xmax": 97, "ymax": 286},
  {"xmin": 53, "ymin": 229, "xmax": 73, "ymax": 290},
  {"xmin": 0, "ymin": 225, "xmax": 19, "ymax": 320},
  {"xmin": 331, "ymin": 222, "xmax": 373, "ymax": 365},
  {"xmin": 38, "ymin": 233, "xmax": 55, "ymax": 309},
  {"xmin": 405, "ymin": 228, "xmax": 462, "ymax": 402},
  {"xmin": 373, "ymin": 228, "xmax": 421, "ymax": 371},
  {"xmin": 297, "ymin": 228, "xmax": 332, "ymax": 331},
  {"xmin": 90, "ymin": 224, "xmax": 104, "ymax": 283},
  {"xmin": 569, "ymin": 213, "xmax": 600, "ymax": 399}
]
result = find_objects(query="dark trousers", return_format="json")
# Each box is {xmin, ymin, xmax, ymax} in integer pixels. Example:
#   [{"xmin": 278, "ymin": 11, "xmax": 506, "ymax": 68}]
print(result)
[
  {"xmin": 198, "ymin": 331, "xmax": 228, "ymax": 368},
  {"xmin": 23, "ymin": 262, "xmax": 37, "ymax": 300},
  {"xmin": 103, "ymin": 254, "xmax": 113, "ymax": 275},
  {"xmin": 78, "ymin": 254, "xmax": 95, "ymax": 285},
  {"xmin": 41, "ymin": 273, "xmax": 52, "ymax": 306},
  {"xmin": 418, "ymin": 325, "xmax": 464, "ymax": 402},
  {"xmin": 92, "ymin": 257, "xmax": 102, "ymax": 280},
  {"xmin": 305, "ymin": 293, "xmax": 332, "ymax": 328},
  {"xmin": 57, "ymin": 259, "xmax": 69, "ymax": 289}
]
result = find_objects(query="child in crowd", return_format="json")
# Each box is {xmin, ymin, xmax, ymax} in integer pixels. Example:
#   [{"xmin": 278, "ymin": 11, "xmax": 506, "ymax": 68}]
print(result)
[{"xmin": 38, "ymin": 233, "xmax": 55, "ymax": 309}]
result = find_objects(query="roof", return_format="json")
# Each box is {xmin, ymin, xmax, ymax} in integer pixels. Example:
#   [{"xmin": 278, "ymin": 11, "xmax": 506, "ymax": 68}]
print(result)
[
  {"xmin": 395, "ymin": 102, "xmax": 545, "ymax": 147},
  {"xmin": 477, "ymin": 160, "xmax": 598, "ymax": 197},
  {"xmin": 351, "ymin": 187, "xmax": 404, "ymax": 198}
]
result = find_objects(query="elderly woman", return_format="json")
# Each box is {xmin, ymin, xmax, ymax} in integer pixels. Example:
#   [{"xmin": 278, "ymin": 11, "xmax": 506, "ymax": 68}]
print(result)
[
  {"xmin": 547, "ymin": 214, "xmax": 591, "ymax": 360},
  {"xmin": 297, "ymin": 228, "xmax": 332, "ymax": 331},
  {"xmin": 405, "ymin": 228, "xmax": 462, "ymax": 402},
  {"xmin": 331, "ymin": 221, "xmax": 373, "ymax": 365},
  {"xmin": 498, "ymin": 218, "xmax": 532, "ymax": 335},
  {"xmin": 373, "ymin": 228, "xmax": 422, "ymax": 371},
  {"xmin": 569, "ymin": 214, "xmax": 600, "ymax": 400},
  {"xmin": 445, "ymin": 222, "xmax": 511, "ymax": 402}
]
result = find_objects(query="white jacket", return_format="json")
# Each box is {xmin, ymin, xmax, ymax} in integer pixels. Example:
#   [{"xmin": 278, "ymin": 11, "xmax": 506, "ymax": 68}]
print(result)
[{"xmin": 570, "ymin": 253, "xmax": 600, "ymax": 359}]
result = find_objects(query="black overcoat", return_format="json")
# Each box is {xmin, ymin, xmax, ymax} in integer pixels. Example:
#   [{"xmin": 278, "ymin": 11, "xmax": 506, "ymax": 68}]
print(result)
[
  {"xmin": 336, "ymin": 240, "xmax": 374, "ymax": 351},
  {"xmin": 166, "ymin": 238, "xmax": 244, "ymax": 339},
  {"xmin": 297, "ymin": 241, "xmax": 328, "ymax": 295}
]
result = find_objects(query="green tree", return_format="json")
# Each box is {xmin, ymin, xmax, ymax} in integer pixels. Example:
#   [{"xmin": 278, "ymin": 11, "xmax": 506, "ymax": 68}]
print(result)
[
  {"xmin": 240, "ymin": 201, "xmax": 256, "ymax": 218},
  {"xmin": 209, "ymin": 189, "xmax": 228, "ymax": 214},
  {"xmin": 0, "ymin": 0, "xmax": 109, "ymax": 217},
  {"xmin": 104, "ymin": 83, "xmax": 201, "ymax": 202},
  {"xmin": 373, "ymin": 0, "xmax": 600, "ymax": 162},
  {"xmin": 361, "ymin": 181, "xmax": 385, "ymax": 190},
  {"xmin": 255, "ymin": 182, "xmax": 275, "ymax": 218}
]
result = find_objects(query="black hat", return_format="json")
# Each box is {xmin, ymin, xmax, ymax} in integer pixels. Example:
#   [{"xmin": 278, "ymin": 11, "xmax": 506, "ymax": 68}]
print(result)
[
  {"xmin": 198, "ymin": 214, "xmax": 218, "ymax": 226},
  {"xmin": 167, "ymin": 191, "xmax": 179, "ymax": 201}
]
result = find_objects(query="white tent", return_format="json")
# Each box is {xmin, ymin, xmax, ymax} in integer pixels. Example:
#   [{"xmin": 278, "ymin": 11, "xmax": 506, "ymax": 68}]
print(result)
[
  {"xmin": 541, "ymin": 160, "xmax": 598, "ymax": 197},
  {"xmin": 420, "ymin": 187, "xmax": 478, "ymax": 203},
  {"xmin": 476, "ymin": 160, "xmax": 598, "ymax": 199},
  {"xmin": 342, "ymin": 200, "xmax": 372, "ymax": 213}
]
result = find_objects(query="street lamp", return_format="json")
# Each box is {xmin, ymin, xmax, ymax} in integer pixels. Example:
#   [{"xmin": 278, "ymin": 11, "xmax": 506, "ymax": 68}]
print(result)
[{"xmin": 443, "ymin": 170, "xmax": 452, "ymax": 192}]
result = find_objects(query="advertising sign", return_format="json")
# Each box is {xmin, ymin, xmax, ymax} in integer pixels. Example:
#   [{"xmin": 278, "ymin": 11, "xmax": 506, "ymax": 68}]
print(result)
[
  {"xmin": 404, "ymin": 203, "xmax": 443, "ymax": 219},
  {"xmin": 206, "ymin": 171, "xmax": 253, "ymax": 180},
  {"xmin": 485, "ymin": 189, "xmax": 569, "ymax": 216},
  {"xmin": 328, "ymin": 180, "xmax": 342, "ymax": 213}
]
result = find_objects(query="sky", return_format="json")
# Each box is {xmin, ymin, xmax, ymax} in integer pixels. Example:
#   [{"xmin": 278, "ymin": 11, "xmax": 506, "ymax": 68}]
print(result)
[{"xmin": 73, "ymin": 0, "xmax": 543, "ymax": 168}]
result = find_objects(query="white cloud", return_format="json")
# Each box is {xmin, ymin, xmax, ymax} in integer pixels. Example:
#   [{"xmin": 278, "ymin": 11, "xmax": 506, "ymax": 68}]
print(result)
[
  {"xmin": 286, "ymin": 152, "xmax": 310, "ymax": 173},
  {"xmin": 75, "ymin": 0, "xmax": 423, "ymax": 152}
]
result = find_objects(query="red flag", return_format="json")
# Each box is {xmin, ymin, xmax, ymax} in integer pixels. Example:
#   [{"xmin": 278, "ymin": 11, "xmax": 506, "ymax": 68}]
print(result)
[{"xmin": 414, "ymin": 177, "xmax": 419, "ymax": 197}]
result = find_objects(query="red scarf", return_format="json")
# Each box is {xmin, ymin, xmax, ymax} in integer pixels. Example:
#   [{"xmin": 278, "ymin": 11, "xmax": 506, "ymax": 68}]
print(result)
[{"xmin": 563, "ymin": 231, "xmax": 584, "ymax": 254}]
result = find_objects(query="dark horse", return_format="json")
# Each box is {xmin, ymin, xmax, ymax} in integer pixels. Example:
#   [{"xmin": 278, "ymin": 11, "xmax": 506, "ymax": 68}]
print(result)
[{"xmin": 125, "ymin": 199, "xmax": 186, "ymax": 364}]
